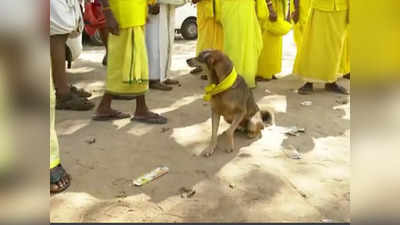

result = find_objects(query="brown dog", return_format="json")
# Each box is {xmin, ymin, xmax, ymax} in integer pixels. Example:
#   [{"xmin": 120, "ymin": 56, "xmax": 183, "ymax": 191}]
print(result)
[{"xmin": 187, "ymin": 50, "xmax": 275, "ymax": 157}]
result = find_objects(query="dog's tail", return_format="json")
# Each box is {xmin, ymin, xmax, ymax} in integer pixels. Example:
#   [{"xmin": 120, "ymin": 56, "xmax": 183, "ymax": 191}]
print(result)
[{"xmin": 260, "ymin": 106, "xmax": 276, "ymax": 126}]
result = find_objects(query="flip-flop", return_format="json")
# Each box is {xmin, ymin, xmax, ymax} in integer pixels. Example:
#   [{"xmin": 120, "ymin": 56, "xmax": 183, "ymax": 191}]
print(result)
[
  {"xmin": 131, "ymin": 113, "xmax": 167, "ymax": 124},
  {"xmin": 163, "ymin": 79, "xmax": 180, "ymax": 85},
  {"xmin": 70, "ymin": 86, "xmax": 92, "ymax": 98},
  {"xmin": 50, "ymin": 164, "xmax": 71, "ymax": 194},
  {"xmin": 56, "ymin": 92, "xmax": 95, "ymax": 111},
  {"xmin": 298, "ymin": 83, "xmax": 313, "ymax": 95},
  {"xmin": 150, "ymin": 81, "xmax": 173, "ymax": 91},
  {"xmin": 92, "ymin": 110, "xmax": 131, "ymax": 121},
  {"xmin": 325, "ymin": 83, "xmax": 349, "ymax": 95}
]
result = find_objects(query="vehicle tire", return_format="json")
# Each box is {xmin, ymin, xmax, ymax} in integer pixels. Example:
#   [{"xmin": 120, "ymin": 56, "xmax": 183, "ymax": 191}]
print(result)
[
  {"xmin": 181, "ymin": 18, "xmax": 197, "ymax": 40},
  {"xmin": 89, "ymin": 30, "xmax": 104, "ymax": 46}
]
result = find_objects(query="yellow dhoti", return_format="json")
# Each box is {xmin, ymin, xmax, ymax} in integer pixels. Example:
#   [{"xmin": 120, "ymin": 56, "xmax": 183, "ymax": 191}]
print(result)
[
  {"xmin": 339, "ymin": 32, "xmax": 350, "ymax": 75},
  {"xmin": 196, "ymin": 0, "xmax": 224, "ymax": 55},
  {"xmin": 219, "ymin": 0, "xmax": 263, "ymax": 88},
  {"xmin": 106, "ymin": 27, "xmax": 149, "ymax": 96},
  {"xmin": 291, "ymin": 0, "xmax": 311, "ymax": 48},
  {"xmin": 293, "ymin": 8, "xmax": 348, "ymax": 83},
  {"xmin": 50, "ymin": 74, "xmax": 60, "ymax": 169}
]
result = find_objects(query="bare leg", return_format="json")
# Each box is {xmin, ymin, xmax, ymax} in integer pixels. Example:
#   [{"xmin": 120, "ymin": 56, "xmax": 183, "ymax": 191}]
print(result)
[
  {"xmin": 50, "ymin": 34, "xmax": 70, "ymax": 96},
  {"xmin": 96, "ymin": 93, "xmax": 114, "ymax": 115},
  {"xmin": 226, "ymin": 113, "xmax": 245, "ymax": 153},
  {"xmin": 204, "ymin": 110, "xmax": 220, "ymax": 157}
]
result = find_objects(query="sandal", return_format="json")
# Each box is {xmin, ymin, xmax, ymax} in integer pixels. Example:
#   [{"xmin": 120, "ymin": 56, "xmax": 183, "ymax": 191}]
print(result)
[
  {"xmin": 325, "ymin": 83, "xmax": 349, "ymax": 95},
  {"xmin": 298, "ymin": 82, "xmax": 313, "ymax": 95},
  {"xmin": 71, "ymin": 86, "xmax": 92, "ymax": 98},
  {"xmin": 56, "ymin": 93, "xmax": 95, "ymax": 111},
  {"xmin": 256, "ymin": 75, "xmax": 277, "ymax": 82},
  {"xmin": 92, "ymin": 110, "xmax": 131, "ymax": 121},
  {"xmin": 131, "ymin": 112, "xmax": 167, "ymax": 124},
  {"xmin": 150, "ymin": 81, "xmax": 173, "ymax": 91},
  {"xmin": 163, "ymin": 79, "xmax": 180, "ymax": 85},
  {"xmin": 50, "ymin": 164, "xmax": 71, "ymax": 194},
  {"xmin": 102, "ymin": 54, "xmax": 107, "ymax": 66}
]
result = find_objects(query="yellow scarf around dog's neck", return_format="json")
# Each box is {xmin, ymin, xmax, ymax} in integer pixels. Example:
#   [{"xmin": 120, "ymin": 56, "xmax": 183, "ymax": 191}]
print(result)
[{"xmin": 203, "ymin": 67, "xmax": 237, "ymax": 101}]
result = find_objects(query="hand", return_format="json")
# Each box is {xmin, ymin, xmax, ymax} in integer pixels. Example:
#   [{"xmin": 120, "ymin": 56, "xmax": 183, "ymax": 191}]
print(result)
[
  {"xmin": 149, "ymin": 4, "xmax": 160, "ymax": 15},
  {"xmin": 291, "ymin": 9, "xmax": 299, "ymax": 23},
  {"xmin": 269, "ymin": 10, "xmax": 278, "ymax": 22},
  {"xmin": 104, "ymin": 10, "xmax": 120, "ymax": 35}
]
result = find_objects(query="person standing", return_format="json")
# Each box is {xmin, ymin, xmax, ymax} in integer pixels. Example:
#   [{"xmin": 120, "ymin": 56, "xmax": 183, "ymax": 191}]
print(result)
[
  {"xmin": 256, "ymin": 0, "xmax": 289, "ymax": 82},
  {"xmin": 293, "ymin": 0, "xmax": 349, "ymax": 95},
  {"xmin": 93, "ymin": 0, "xmax": 167, "ymax": 124},
  {"xmin": 290, "ymin": 0, "xmax": 311, "ymax": 48},
  {"xmin": 217, "ymin": 0, "xmax": 263, "ymax": 88},
  {"xmin": 51, "ymin": 0, "xmax": 95, "ymax": 110},
  {"xmin": 192, "ymin": 0, "xmax": 224, "ymax": 78},
  {"xmin": 146, "ymin": 0, "xmax": 184, "ymax": 91}
]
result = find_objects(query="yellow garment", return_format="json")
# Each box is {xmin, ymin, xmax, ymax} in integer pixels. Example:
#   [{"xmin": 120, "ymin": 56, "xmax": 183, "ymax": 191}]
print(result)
[
  {"xmin": 257, "ymin": 0, "xmax": 286, "ymax": 79},
  {"xmin": 204, "ymin": 67, "xmax": 238, "ymax": 101},
  {"xmin": 339, "ymin": 32, "xmax": 350, "ymax": 75},
  {"xmin": 196, "ymin": 0, "xmax": 224, "ymax": 55},
  {"xmin": 220, "ymin": 0, "xmax": 263, "ymax": 88},
  {"xmin": 106, "ymin": 27, "xmax": 149, "ymax": 96},
  {"xmin": 293, "ymin": 8, "xmax": 348, "ymax": 83},
  {"xmin": 50, "ymin": 73, "xmax": 60, "ymax": 169},
  {"xmin": 109, "ymin": 0, "xmax": 147, "ymax": 28},
  {"xmin": 290, "ymin": 0, "xmax": 311, "ymax": 47},
  {"xmin": 311, "ymin": 0, "xmax": 349, "ymax": 11}
]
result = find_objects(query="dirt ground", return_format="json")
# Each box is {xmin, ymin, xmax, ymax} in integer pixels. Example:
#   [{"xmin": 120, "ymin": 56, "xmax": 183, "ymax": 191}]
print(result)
[{"xmin": 50, "ymin": 33, "xmax": 350, "ymax": 223}]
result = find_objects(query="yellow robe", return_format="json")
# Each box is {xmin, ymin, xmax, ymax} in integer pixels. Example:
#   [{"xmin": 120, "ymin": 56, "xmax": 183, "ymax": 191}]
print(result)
[
  {"xmin": 293, "ymin": 0, "xmax": 349, "ymax": 83},
  {"xmin": 290, "ymin": 0, "xmax": 311, "ymax": 48},
  {"xmin": 106, "ymin": 0, "xmax": 149, "ymax": 96},
  {"xmin": 339, "ymin": 32, "xmax": 350, "ymax": 75},
  {"xmin": 257, "ymin": 0, "xmax": 286, "ymax": 79},
  {"xmin": 196, "ymin": 0, "xmax": 224, "ymax": 55},
  {"xmin": 218, "ymin": 0, "xmax": 263, "ymax": 88},
  {"xmin": 50, "ymin": 74, "xmax": 60, "ymax": 169}
]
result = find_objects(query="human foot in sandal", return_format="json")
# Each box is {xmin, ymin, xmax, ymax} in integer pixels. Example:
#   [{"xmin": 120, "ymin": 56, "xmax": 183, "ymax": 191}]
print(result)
[
  {"xmin": 56, "ymin": 92, "xmax": 95, "ymax": 111},
  {"xmin": 298, "ymin": 82, "xmax": 314, "ymax": 95},
  {"xmin": 149, "ymin": 81, "xmax": 173, "ymax": 91},
  {"xmin": 50, "ymin": 164, "xmax": 71, "ymax": 194},
  {"xmin": 131, "ymin": 111, "xmax": 167, "ymax": 124},
  {"xmin": 325, "ymin": 82, "xmax": 349, "ymax": 95},
  {"xmin": 163, "ymin": 78, "xmax": 180, "ymax": 86},
  {"xmin": 93, "ymin": 109, "xmax": 131, "ymax": 121}
]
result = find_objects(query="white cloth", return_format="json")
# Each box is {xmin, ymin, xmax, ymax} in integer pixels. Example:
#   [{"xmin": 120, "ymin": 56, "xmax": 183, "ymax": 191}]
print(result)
[
  {"xmin": 50, "ymin": 0, "xmax": 84, "ymax": 37},
  {"xmin": 146, "ymin": 5, "xmax": 176, "ymax": 82}
]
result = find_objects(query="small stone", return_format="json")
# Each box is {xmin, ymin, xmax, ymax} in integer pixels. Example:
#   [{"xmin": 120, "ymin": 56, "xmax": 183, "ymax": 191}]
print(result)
[
  {"xmin": 229, "ymin": 184, "xmax": 235, "ymax": 189},
  {"xmin": 161, "ymin": 127, "xmax": 171, "ymax": 133},
  {"xmin": 85, "ymin": 137, "xmax": 96, "ymax": 144}
]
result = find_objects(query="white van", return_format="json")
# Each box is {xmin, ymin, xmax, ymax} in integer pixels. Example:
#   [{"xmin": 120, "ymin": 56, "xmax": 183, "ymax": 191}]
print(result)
[{"xmin": 175, "ymin": 3, "xmax": 197, "ymax": 40}]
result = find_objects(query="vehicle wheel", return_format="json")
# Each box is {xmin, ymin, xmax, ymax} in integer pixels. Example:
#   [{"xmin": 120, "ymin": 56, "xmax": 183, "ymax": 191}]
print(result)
[
  {"xmin": 89, "ymin": 30, "xmax": 104, "ymax": 46},
  {"xmin": 181, "ymin": 18, "xmax": 197, "ymax": 40}
]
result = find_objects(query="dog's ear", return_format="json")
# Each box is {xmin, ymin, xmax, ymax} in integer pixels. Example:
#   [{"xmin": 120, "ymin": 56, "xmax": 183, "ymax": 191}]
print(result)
[{"xmin": 206, "ymin": 55, "xmax": 216, "ymax": 66}]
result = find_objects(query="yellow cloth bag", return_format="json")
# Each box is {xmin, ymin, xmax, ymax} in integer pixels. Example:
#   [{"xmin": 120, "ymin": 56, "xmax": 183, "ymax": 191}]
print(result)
[{"xmin": 264, "ymin": 18, "xmax": 292, "ymax": 36}]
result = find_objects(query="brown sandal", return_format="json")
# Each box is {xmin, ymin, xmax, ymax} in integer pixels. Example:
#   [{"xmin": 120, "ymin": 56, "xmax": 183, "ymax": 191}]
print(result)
[
  {"xmin": 92, "ymin": 110, "xmax": 131, "ymax": 121},
  {"xmin": 150, "ymin": 81, "xmax": 173, "ymax": 91},
  {"xmin": 56, "ymin": 93, "xmax": 95, "ymax": 111}
]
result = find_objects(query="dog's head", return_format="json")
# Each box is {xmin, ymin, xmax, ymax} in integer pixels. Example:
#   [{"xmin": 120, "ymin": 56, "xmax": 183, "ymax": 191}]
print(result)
[{"xmin": 187, "ymin": 50, "xmax": 233, "ymax": 83}]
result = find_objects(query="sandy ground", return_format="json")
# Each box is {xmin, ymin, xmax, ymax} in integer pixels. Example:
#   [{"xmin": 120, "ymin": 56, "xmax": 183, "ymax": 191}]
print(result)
[{"xmin": 50, "ymin": 33, "xmax": 350, "ymax": 222}]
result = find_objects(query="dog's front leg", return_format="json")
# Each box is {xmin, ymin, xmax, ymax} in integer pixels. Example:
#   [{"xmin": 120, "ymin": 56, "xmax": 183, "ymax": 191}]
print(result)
[
  {"xmin": 204, "ymin": 110, "xmax": 220, "ymax": 157},
  {"xmin": 226, "ymin": 113, "xmax": 245, "ymax": 153}
]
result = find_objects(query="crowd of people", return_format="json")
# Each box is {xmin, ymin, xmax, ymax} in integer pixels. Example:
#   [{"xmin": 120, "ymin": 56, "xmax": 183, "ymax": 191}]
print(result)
[{"xmin": 50, "ymin": 0, "xmax": 349, "ymax": 193}]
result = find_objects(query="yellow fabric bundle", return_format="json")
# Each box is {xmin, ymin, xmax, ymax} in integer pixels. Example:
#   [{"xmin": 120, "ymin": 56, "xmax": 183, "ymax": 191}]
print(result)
[
  {"xmin": 204, "ymin": 67, "xmax": 237, "ymax": 101},
  {"xmin": 264, "ymin": 18, "xmax": 292, "ymax": 36},
  {"xmin": 256, "ymin": 0, "xmax": 268, "ymax": 20}
]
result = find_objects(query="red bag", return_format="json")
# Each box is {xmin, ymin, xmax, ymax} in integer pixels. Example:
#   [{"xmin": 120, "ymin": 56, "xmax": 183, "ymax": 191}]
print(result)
[{"xmin": 84, "ymin": 1, "xmax": 106, "ymax": 36}]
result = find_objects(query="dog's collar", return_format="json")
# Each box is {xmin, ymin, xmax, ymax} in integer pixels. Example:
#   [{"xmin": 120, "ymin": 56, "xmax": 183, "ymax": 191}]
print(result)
[{"xmin": 203, "ymin": 67, "xmax": 237, "ymax": 101}]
